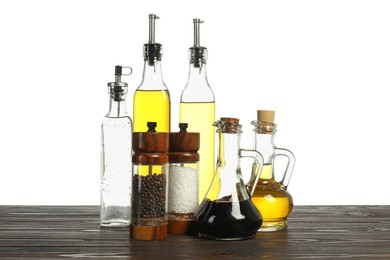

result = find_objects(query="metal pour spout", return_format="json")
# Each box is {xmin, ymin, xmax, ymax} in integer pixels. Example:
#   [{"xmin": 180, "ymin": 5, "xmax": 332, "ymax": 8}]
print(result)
[
  {"xmin": 193, "ymin": 18, "xmax": 204, "ymax": 47},
  {"xmin": 190, "ymin": 18, "xmax": 207, "ymax": 68},
  {"xmin": 144, "ymin": 14, "xmax": 162, "ymax": 66},
  {"xmin": 149, "ymin": 14, "xmax": 159, "ymax": 44},
  {"xmin": 108, "ymin": 65, "xmax": 132, "ymax": 102}
]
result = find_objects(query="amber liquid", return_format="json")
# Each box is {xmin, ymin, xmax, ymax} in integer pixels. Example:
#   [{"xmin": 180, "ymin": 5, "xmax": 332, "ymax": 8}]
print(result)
[
  {"xmin": 195, "ymin": 198, "xmax": 262, "ymax": 240},
  {"xmin": 133, "ymin": 90, "xmax": 170, "ymax": 132},
  {"xmin": 180, "ymin": 102, "xmax": 215, "ymax": 202},
  {"xmin": 250, "ymin": 164, "xmax": 293, "ymax": 231}
]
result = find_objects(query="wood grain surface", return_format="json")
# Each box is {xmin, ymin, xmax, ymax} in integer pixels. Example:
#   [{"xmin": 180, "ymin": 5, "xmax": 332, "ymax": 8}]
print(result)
[{"xmin": 0, "ymin": 206, "xmax": 389, "ymax": 259}]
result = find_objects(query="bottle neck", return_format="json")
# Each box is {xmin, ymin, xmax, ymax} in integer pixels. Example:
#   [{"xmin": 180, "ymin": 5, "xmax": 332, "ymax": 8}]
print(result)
[
  {"xmin": 213, "ymin": 131, "xmax": 250, "ymax": 201},
  {"xmin": 255, "ymin": 133, "xmax": 276, "ymax": 165},
  {"xmin": 217, "ymin": 132, "xmax": 240, "ymax": 173},
  {"xmin": 107, "ymin": 94, "xmax": 128, "ymax": 118},
  {"xmin": 188, "ymin": 62, "xmax": 208, "ymax": 82},
  {"xmin": 181, "ymin": 61, "xmax": 214, "ymax": 102},
  {"xmin": 140, "ymin": 60, "xmax": 165, "ymax": 89}
]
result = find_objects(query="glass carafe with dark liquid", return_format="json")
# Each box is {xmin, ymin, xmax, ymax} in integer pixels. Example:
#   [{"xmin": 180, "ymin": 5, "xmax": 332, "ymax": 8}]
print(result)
[
  {"xmin": 248, "ymin": 110, "xmax": 295, "ymax": 232},
  {"xmin": 194, "ymin": 118, "xmax": 263, "ymax": 240}
]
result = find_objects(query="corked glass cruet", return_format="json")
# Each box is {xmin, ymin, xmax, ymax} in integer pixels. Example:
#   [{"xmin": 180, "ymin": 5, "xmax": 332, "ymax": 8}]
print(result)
[
  {"xmin": 248, "ymin": 110, "xmax": 295, "ymax": 232},
  {"xmin": 194, "ymin": 117, "xmax": 264, "ymax": 240},
  {"xmin": 130, "ymin": 122, "xmax": 169, "ymax": 240}
]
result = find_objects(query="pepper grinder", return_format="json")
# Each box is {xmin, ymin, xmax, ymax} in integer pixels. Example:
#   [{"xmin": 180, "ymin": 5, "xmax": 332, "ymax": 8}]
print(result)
[{"xmin": 130, "ymin": 122, "xmax": 169, "ymax": 240}]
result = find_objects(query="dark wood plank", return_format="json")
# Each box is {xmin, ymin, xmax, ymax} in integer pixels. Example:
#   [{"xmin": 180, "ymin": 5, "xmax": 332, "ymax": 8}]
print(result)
[{"xmin": 0, "ymin": 206, "xmax": 389, "ymax": 258}]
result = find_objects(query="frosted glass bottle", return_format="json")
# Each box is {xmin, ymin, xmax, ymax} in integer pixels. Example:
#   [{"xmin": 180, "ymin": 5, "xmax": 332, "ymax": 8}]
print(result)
[
  {"xmin": 180, "ymin": 19, "xmax": 215, "ymax": 203},
  {"xmin": 133, "ymin": 14, "xmax": 170, "ymax": 132},
  {"xmin": 100, "ymin": 66, "xmax": 133, "ymax": 227}
]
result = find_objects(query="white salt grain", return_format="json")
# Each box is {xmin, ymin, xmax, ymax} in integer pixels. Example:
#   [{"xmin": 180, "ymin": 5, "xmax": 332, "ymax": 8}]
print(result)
[{"xmin": 168, "ymin": 165, "xmax": 198, "ymax": 213}]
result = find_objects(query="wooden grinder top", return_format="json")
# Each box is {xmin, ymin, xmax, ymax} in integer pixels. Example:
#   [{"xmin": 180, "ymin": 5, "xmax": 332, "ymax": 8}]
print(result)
[
  {"xmin": 169, "ymin": 123, "xmax": 199, "ymax": 163},
  {"xmin": 132, "ymin": 122, "xmax": 169, "ymax": 164}
]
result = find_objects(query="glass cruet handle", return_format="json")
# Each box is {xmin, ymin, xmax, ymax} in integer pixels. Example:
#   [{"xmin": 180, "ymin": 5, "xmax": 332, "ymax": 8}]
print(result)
[
  {"xmin": 239, "ymin": 149, "xmax": 264, "ymax": 196},
  {"xmin": 274, "ymin": 148, "xmax": 296, "ymax": 188}
]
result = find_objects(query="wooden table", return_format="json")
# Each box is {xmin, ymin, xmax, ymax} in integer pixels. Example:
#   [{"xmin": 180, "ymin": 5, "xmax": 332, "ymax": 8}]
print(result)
[{"xmin": 0, "ymin": 206, "xmax": 389, "ymax": 259}]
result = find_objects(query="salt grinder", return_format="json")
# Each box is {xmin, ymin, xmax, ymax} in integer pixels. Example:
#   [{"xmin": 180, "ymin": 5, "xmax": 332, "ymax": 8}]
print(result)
[{"xmin": 168, "ymin": 123, "xmax": 200, "ymax": 234}]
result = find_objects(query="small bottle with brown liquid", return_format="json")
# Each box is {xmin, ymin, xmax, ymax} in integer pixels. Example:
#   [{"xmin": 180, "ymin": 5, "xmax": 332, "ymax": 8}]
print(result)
[{"xmin": 248, "ymin": 110, "xmax": 296, "ymax": 232}]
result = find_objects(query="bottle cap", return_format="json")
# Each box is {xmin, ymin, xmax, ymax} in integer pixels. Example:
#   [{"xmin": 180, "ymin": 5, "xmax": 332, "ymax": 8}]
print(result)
[
  {"xmin": 254, "ymin": 110, "xmax": 277, "ymax": 134},
  {"xmin": 147, "ymin": 122, "xmax": 157, "ymax": 132},
  {"xmin": 107, "ymin": 65, "xmax": 132, "ymax": 101},
  {"xmin": 216, "ymin": 117, "xmax": 242, "ymax": 133}
]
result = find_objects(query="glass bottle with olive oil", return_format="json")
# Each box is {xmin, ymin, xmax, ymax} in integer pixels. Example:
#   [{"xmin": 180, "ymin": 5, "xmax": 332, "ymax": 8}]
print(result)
[
  {"xmin": 180, "ymin": 19, "xmax": 215, "ymax": 203},
  {"xmin": 134, "ymin": 14, "xmax": 171, "ymax": 132},
  {"xmin": 248, "ymin": 110, "xmax": 296, "ymax": 232}
]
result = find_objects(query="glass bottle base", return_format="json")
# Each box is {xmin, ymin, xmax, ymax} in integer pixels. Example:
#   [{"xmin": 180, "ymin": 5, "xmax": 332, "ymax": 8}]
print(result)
[
  {"xmin": 258, "ymin": 219, "xmax": 288, "ymax": 232},
  {"xmin": 100, "ymin": 205, "xmax": 130, "ymax": 227},
  {"xmin": 100, "ymin": 220, "xmax": 130, "ymax": 227},
  {"xmin": 198, "ymin": 233, "xmax": 256, "ymax": 241}
]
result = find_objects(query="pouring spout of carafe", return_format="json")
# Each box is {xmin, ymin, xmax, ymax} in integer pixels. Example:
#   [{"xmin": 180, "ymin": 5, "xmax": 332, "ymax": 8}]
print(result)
[{"xmin": 239, "ymin": 149, "xmax": 264, "ymax": 196}]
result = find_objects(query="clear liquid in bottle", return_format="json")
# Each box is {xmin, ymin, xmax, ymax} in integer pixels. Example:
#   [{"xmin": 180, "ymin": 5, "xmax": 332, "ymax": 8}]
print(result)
[{"xmin": 100, "ymin": 65, "xmax": 133, "ymax": 227}]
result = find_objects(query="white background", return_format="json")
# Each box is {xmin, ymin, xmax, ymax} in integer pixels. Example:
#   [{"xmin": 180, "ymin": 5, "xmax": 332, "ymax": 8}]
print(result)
[{"xmin": 1, "ymin": 0, "xmax": 389, "ymax": 205}]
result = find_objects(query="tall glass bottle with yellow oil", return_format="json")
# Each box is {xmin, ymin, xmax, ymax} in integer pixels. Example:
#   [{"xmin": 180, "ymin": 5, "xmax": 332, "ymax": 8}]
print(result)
[
  {"xmin": 134, "ymin": 14, "xmax": 170, "ymax": 132},
  {"xmin": 180, "ymin": 19, "xmax": 215, "ymax": 203}
]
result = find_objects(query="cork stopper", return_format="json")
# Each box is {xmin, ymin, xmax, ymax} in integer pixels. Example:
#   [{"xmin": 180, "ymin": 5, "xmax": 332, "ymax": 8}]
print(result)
[
  {"xmin": 254, "ymin": 110, "xmax": 277, "ymax": 134},
  {"xmin": 218, "ymin": 117, "xmax": 241, "ymax": 133},
  {"xmin": 221, "ymin": 117, "xmax": 239, "ymax": 124},
  {"xmin": 257, "ymin": 110, "xmax": 275, "ymax": 124}
]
